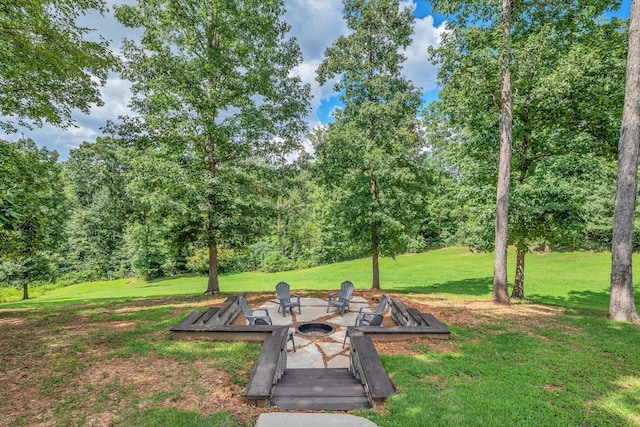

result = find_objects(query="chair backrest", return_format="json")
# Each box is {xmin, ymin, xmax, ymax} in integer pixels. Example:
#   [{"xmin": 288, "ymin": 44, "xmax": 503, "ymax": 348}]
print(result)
[
  {"xmin": 368, "ymin": 314, "xmax": 384, "ymax": 326},
  {"xmin": 276, "ymin": 281, "xmax": 291, "ymax": 302},
  {"xmin": 339, "ymin": 281, "xmax": 354, "ymax": 300},
  {"xmin": 374, "ymin": 295, "xmax": 389, "ymax": 315},
  {"xmin": 238, "ymin": 295, "xmax": 252, "ymax": 316}
]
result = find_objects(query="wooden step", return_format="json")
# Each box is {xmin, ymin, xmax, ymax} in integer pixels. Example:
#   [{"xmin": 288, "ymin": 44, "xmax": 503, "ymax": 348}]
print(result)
[{"xmin": 270, "ymin": 368, "xmax": 370, "ymax": 411}]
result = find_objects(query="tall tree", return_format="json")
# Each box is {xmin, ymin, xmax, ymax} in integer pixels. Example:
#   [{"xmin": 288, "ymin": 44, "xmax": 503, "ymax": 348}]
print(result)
[
  {"xmin": 493, "ymin": 0, "xmax": 513, "ymax": 304},
  {"xmin": 115, "ymin": 0, "xmax": 309, "ymax": 293},
  {"xmin": 610, "ymin": 0, "xmax": 640, "ymax": 323},
  {"xmin": 315, "ymin": 0, "xmax": 424, "ymax": 289},
  {"xmin": 0, "ymin": 0, "xmax": 117, "ymax": 132},
  {"xmin": 430, "ymin": 0, "xmax": 625, "ymax": 300},
  {"xmin": 62, "ymin": 138, "xmax": 132, "ymax": 280},
  {"xmin": 0, "ymin": 139, "xmax": 66, "ymax": 299}
]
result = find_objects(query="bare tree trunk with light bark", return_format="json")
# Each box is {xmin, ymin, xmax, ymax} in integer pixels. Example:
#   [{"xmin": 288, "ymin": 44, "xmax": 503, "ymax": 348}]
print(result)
[
  {"xmin": 610, "ymin": 0, "xmax": 640, "ymax": 323},
  {"xmin": 492, "ymin": 0, "xmax": 513, "ymax": 304}
]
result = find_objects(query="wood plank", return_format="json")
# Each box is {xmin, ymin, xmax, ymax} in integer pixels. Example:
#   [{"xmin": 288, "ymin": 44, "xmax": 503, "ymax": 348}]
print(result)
[
  {"xmin": 355, "ymin": 325, "xmax": 450, "ymax": 340},
  {"xmin": 213, "ymin": 295, "xmax": 241, "ymax": 325},
  {"xmin": 406, "ymin": 308, "xmax": 425, "ymax": 326},
  {"xmin": 196, "ymin": 306, "xmax": 220, "ymax": 325},
  {"xmin": 244, "ymin": 327, "xmax": 288, "ymax": 401},
  {"xmin": 276, "ymin": 376, "xmax": 361, "ymax": 386},
  {"xmin": 269, "ymin": 396, "xmax": 370, "ymax": 411},
  {"xmin": 272, "ymin": 384, "xmax": 366, "ymax": 397},
  {"xmin": 281, "ymin": 368, "xmax": 351, "ymax": 377},
  {"xmin": 389, "ymin": 297, "xmax": 410, "ymax": 326},
  {"xmin": 171, "ymin": 330, "xmax": 275, "ymax": 342},
  {"xmin": 417, "ymin": 312, "xmax": 449, "ymax": 331},
  {"xmin": 171, "ymin": 311, "xmax": 206, "ymax": 329},
  {"xmin": 350, "ymin": 335, "xmax": 395, "ymax": 402}
]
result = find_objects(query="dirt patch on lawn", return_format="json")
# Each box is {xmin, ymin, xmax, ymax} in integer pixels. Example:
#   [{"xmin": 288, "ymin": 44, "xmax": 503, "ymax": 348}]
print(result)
[{"xmin": 0, "ymin": 293, "xmax": 568, "ymax": 426}]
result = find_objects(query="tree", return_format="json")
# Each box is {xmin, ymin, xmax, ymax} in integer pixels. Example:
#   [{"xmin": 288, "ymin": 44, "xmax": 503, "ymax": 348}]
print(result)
[
  {"xmin": 0, "ymin": 0, "xmax": 117, "ymax": 132},
  {"xmin": 0, "ymin": 139, "xmax": 66, "ymax": 299},
  {"xmin": 62, "ymin": 138, "xmax": 132, "ymax": 280},
  {"xmin": 315, "ymin": 0, "xmax": 425, "ymax": 289},
  {"xmin": 610, "ymin": 0, "xmax": 640, "ymax": 323},
  {"xmin": 493, "ymin": 0, "xmax": 513, "ymax": 304},
  {"xmin": 115, "ymin": 0, "xmax": 310, "ymax": 293},
  {"xmin": 430, "ymin": 0, "xmax": 625, "ymax": 300}
]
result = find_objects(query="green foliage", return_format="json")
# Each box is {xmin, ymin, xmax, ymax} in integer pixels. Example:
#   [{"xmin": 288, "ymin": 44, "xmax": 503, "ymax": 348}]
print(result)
[
  {"xmin": 114, "ymin": 0, "xmax": 310, "ymax": 292},
  {"xmin": 314, "ymin": 0, "xmax": 428, "ymax": 287},
  {"xmin": 61, "ymin": 138, "xmax": 134, "ymax": 280},
  {"xmin": 0, "ymin": 0, "xmax": 118, "ymax": 132},
  {"xmin": 428, "ymin": 0, "xmax": 626, "ymax": 294},
  {"xmin": 0, "ymin": 139, "xmax": 66, "ymax": 295}
]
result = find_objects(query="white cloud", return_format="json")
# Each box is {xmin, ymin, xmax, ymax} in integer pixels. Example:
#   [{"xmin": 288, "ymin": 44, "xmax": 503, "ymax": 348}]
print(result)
[
  {"xmin": 285, "ymin": 0, "xmax": 347, "ymax": 62},
  {"xmin": 402, "ymin": 11, "xmax": 447, "ymax": 93}
]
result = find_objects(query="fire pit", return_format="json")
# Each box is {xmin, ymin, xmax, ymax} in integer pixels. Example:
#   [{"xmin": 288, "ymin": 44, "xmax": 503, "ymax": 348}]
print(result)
[{"xmin": 296, "ymin": 322, "xmax": 335, "ymax": 337}]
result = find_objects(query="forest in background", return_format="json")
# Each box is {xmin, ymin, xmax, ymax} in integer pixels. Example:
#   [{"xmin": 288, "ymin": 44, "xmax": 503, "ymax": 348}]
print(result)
[{"xmin": 0, "ymin": 0, "xmax": 633, "ymax": 299}]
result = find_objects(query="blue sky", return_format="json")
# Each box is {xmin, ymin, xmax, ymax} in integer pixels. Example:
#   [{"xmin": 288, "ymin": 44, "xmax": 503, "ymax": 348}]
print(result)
[{"xmin": 0, "ymin": 0, "xmax": 632, "ymax": 160}]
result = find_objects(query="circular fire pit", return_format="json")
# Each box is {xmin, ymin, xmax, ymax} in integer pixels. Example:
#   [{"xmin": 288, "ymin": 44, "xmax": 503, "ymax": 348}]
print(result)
[{"xmin": 296, "ymin": 322, "xmax": 335, "ymax": 337}]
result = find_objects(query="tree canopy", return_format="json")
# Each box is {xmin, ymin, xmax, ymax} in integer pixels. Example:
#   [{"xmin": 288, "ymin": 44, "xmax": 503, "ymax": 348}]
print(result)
[{"xmin": 0, "ymin": 0, "xmax": 117, "ymax": 132}]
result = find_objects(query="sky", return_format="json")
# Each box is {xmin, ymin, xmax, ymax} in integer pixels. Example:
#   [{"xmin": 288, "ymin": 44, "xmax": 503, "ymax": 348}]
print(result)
[{"xmin": 1, "ymin": 0, "xmax": 632, "ymax": 160}]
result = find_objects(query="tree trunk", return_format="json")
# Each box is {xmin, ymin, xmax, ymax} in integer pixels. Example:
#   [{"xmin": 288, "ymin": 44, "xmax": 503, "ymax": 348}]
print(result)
[
  {"xmin": 610, "ymin": 0, "xmax": 640, "ymax": 323},
  {"xmin": 512, "ymin": 246, "xmax": 525, "ymax": 299},
  {"xmin": 492, "ymin": 0, "xmax": 513, "ymax": 305},
  {"xmin": 370, "ymin": 168, "xmax": 381, "ymax": 289},
  {"xmin": 206, "ymin": 243, "xmax": 220, "ymax": 294},
  {"xmin": 22, "ymin": 283, "xmax": 29, "ymax": 300},
  {"xmin": 372, "ymin": 239, "xmax": 380, "ymax": 290}
]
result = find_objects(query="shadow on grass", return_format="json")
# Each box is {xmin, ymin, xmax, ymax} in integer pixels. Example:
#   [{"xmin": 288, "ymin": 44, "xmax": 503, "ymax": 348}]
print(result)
[
  {"xmin": 529, "ymin": 290, "xmax": 612, "ymax": 313},
  {"xmin": 391, "ymin": 277, "xmax": 493, "ymax": 297}
]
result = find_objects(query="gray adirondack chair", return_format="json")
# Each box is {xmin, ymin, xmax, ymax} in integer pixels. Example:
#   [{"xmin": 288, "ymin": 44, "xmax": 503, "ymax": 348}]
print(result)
[
  {"xmin": 326, "ymin": 280, "xmax": 354, "ymax": 316},
  {"xmin": 355, "ymin": 295, "xmax": 388, "ymax": 326},
  {"xmin": 276, "ymin": 281, "xmax": 301, "ymax": 317},
  {"xmin": 239, "ymin": 295, "xmax": 272, "ymax": 325},
  {"xmin": 343, "ymin": 313, "xmax": 383, "ymax": 348}
]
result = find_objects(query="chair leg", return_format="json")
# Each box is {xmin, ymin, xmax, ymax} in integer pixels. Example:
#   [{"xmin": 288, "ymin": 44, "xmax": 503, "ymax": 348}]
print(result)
[
  {"xmin": 288, "ymin": 332, "xmax": 296, "ymax": 352},
  {"xmin": 342, "ymin": 330, "xmax": 350, "ymax": 349}
]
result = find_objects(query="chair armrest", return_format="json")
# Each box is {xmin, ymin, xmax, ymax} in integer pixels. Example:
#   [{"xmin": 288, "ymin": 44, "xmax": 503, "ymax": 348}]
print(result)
[
  {"xmin": 358, "ymin": 305, "xmax": 376, "ymax": 315},
  {"xmin": 253, "ymin": 308, "xmax": 270, "ymax": 317},
  {"xmin": 291, "ymin": 294, "xmax": 300, "ymax": 301},
  {"xmin": 328, "ymin": 292, "xmax": 338, "ymax": 300}
]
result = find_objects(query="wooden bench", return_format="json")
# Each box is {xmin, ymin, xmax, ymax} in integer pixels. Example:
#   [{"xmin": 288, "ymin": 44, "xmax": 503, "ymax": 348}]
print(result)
[
  {"xmin": 171, "ymin": 294, "xmax": 279, "ymax": 342},
  {"xmin": 349, "ymin": 334, "xmax": 395, "ymax": 407},
  {"xmin": 244, "ymin": 327, "xmax": 289, "ymax": 407}
]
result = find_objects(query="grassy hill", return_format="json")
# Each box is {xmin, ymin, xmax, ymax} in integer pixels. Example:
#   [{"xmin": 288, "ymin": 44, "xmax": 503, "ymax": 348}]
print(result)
[
  {"xmin": 2, "ymin": 247, "xmax": 633, "ymax": 312},
  {"xmin": 1, "ymin": 247, "xmax": 639, "ymax": 426}
]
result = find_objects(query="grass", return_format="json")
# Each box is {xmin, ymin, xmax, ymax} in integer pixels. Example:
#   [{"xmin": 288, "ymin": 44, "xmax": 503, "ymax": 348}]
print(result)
[
  {"xmin": 2, "ymin": 247, "xmax": 637, "ymax": 311},
  {"xmin": 1, "ymin": 247, "xmax": 639, "ymax": 426}
]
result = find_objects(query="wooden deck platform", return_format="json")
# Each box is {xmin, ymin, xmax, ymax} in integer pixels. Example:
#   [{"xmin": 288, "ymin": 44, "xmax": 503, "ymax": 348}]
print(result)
[
  {"xmin": 270, "ymin": 368, "xmax": 370, "ymax": 411},
  {"xmin": 171, "ymin": 294, "xmax": 450, "ymax": 410}
]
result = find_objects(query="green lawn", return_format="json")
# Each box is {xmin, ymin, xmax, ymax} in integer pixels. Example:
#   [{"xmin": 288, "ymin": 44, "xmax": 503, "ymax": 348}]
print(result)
[
  {"xmin": 2, "ymin": 247, "xmax": 636, "ymax": 312},
  {"xmin": 1, "ymin": 247, "xmax": 639, "ymax": 426}
]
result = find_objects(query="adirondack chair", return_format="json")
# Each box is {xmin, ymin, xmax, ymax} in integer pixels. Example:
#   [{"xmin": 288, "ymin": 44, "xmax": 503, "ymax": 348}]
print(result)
[
  {"xmin": 355, "ymin": 295, "xmax": 388, "ymax": 326},
  {"xmin": 275, "ymin": 281, "xmax": 301, "ymax": 317},
  {"xmin": 342, "ymin": 313, "xmax": 383, "ymax": 348},
  {"xmin": 239, "ymin": 295, "xmax": 272, "ymax": 325},
  {"xmin": 326, "ymin": 280, "xmax": 354, "ymax": 316}
]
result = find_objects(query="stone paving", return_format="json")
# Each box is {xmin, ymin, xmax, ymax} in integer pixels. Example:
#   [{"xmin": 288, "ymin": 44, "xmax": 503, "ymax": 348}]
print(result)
[{"xmin": 252, "ymin": 296, "xmax": 373, "ymax": 369}]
